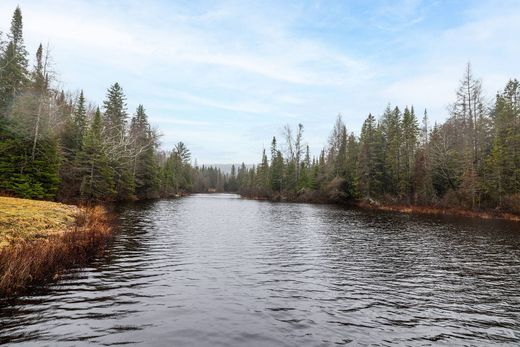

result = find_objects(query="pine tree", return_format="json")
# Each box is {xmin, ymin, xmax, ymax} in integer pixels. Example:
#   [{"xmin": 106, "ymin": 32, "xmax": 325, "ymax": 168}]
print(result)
[
  {"xmin": 227, "ymin": 164, "xmax": 238, "ymax": 192},
  {"xmin": 358, "ymin": 113, "xmax": 380, "ymax": 198},
  {"xmin": 129, "ymin": 105, "xmax": 159, "ymax": 199},
  {"xmin": 400, "ymin": 106, "xmax": 419, "ymax": 201},
  {"xmin": 380, "ymin": 105, "xmax": 402, "ymax": 195},
  {"xmin": 486, "ymin": 79, "xmax": 520, "ymax": 207},
  {"xmin": 269, "ymin": 137, "xmax": 284, "ymax": 192},
  {"xmin": 415, "ymin": 109, "xmax": 435, "ymax": 203},
  {"xmin": 79, "ymin": 108, "xmax": 115, "ymax": 200},
  {"xmin": 32, "ymin": 43, "xmax": 48, "ymax": 94},
  {"xmin": 0, "ymin": 6, "xmax": 29, "ymax": 113},
  {"xmin": 255, "ymin": 149, "xmax": 270, "ymax": 195},
  {"xmin": 102, "ymin": 82, "xmax": 134, "ymax": 199},
  {"xmin": 345, "ymin": 133, "xmax": 359, "ymax": 198},
  {"xmin": 103, "ymin": 82, "xmax": 128, "ymax": 142}
]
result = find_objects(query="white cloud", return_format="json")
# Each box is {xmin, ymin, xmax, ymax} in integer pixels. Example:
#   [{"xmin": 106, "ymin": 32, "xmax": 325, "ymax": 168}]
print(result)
[{"xmin": 2, "ymin": 0, "xmax": 520, "ymax": 163}]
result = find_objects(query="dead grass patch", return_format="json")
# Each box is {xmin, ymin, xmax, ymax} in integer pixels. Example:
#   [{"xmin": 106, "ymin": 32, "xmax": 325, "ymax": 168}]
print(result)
[
  {"xmin": 357, "ymin": 200, "xmax": 520, "ymax": 222},
  {"xmin": 0, "ymin": 201, "xmax": 114, "ymax": 296}
]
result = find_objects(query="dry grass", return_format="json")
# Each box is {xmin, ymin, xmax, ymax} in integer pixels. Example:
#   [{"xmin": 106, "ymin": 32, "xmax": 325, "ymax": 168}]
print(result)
[
  {"xmin": 0, "ymin": 197, "xmax": 79, "ymax": 249},
  {"xmin": 0, "ymin": 198, "xmax": 114, "ymax": 296},
  {"xmin": 357, "ymin": 200, "xmax": 520, "ymax": 222}
]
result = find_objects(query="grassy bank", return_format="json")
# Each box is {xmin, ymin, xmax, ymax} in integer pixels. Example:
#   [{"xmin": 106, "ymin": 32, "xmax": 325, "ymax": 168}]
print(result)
[
  {"xmin": 0, "ymin": 197, "xmax": 113, "ymax": 296},
  {"xmin": 356, "ymin": 200, "xmax": 520, "ymax": 222}
]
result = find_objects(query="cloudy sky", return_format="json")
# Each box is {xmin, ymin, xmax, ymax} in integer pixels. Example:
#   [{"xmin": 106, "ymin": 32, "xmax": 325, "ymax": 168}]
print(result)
[{"xmin": 1, "ymin": 0, "xmax": 519, "ymax": 164}]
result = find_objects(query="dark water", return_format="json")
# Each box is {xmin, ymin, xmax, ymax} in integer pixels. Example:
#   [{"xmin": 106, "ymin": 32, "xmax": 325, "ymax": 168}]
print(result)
[{"xmin": 1, "ymin": 194, "xmax": 520, "ymax": 346}]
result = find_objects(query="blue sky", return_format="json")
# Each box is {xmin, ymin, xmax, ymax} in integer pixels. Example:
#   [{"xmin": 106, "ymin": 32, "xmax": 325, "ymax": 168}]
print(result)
[{"xmin": 1, "ymin": 0, "xmax": 520, "ymax": 164}]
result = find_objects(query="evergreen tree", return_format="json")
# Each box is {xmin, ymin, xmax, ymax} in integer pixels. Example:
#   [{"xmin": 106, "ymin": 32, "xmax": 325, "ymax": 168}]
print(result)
[
  {"xmin": 344, "ymin": 133, "xmax": 359, "ymax": 198},
  {"xmin": 269, "ymin": 137, "xmax": 284, "ymax": 192},
  {"xmin": 400, "ymin": 106, "xmax": 419, "ymax": 201},
  {"xmin": 0, "ymin": 6, "xmax": 29, "ymax": 113},
  {"xmin": 102, "ymin": 83, "xmax": 134, "ymax": 199},
  {"xmin": 415, "ymin": 109, "xmax": 435, "ymax": 203},
  {"xmin": 103, "ymin": 82, "xmax": 128, "ymax": 142},
  {"xmin": 381, "ymin": 105, "xmax": 402, "ymax": 195},
  {"xmin": 129, "ymin": 105, "xmax": 159, "ymax": 199},
  {"xmin": 486, "ymin": 79, "xmax": 520, "ymax": 207},
  {"xmin": 358, "ymin": 113, "xmax": 380, "ymax": 198},
  {"xmin": 32, "ymin": 43, "xmax": 48, "ymax": 94},
  {"xmin": 255, "ymin": 149, "xmax": 270, "ymax": 195},
  {"xmin": 79, "ymin": 108, "xmax": 115, "ymax": 200}
]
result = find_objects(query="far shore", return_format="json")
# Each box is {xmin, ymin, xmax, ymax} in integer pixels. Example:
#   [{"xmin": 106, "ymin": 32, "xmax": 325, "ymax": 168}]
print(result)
[
  {"xmin": 356, "ymin": 201, "xmax": 520, "ymax": 222},
  {"xmin": 240, "ymin": 193, "xmax": 520, "ymax": 222}
]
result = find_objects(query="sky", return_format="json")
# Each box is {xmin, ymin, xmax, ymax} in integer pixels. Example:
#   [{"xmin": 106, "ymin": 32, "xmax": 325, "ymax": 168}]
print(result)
[{"xmin": 1, "ymin": 0, "xmax": 520, "ymax": 164}]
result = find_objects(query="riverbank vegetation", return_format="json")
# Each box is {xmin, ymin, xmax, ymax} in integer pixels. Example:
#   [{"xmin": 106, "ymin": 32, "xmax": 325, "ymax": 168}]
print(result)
[
  {"xmin": 229, "ymin": 65, "xmax": 520, "ymax": 217},
  {"xmin": 0, "ymin": 197, "xmax": 113, "ymax": 295}
]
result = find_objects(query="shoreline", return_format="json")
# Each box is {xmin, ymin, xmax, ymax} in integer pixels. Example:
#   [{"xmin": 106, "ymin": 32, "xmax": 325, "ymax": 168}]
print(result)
[
  {"xmin": 355, "ymin": 201, "xmax": 520, "ymax": 222},
  {"xmin": 241, "ymin": 193, "xmax": 520, "ymax": 222},
  {"xmin": 0, "ymin": 198, "xmax": 114, "ymax": 296}
]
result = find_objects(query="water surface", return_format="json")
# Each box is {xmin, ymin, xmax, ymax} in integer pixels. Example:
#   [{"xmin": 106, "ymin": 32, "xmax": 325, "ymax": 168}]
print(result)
[{"xmin": 1, "ymin": 194, "xmax": 520, "ymax": 345}]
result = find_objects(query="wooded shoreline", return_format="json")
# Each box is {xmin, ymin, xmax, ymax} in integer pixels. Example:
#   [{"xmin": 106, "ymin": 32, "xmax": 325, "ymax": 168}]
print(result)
[{"xmin": 241, "ymin": 193, "xmax": 520, "ymax": 222}]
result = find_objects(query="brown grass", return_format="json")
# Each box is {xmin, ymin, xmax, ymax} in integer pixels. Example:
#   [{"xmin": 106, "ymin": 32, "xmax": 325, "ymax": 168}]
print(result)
[
  {"xmin": 0, "ymin": 205, "xmax": 114, "ymax": 296},
  {"xmin": 357, "ymin": 201, "xmax": 520, "ymax": 222}
]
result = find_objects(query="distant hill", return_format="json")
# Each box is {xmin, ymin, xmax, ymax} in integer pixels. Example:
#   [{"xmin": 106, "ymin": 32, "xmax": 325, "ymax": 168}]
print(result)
[{"xmin": 197, "ymin": 164, "xmax": 254, "ymax": 174}]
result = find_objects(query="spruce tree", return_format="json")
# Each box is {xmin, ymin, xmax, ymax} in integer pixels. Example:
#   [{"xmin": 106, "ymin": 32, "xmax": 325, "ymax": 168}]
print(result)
[
  {"xmin": 0, "ymin": 6, "xmax": 29, "ymax": 113},
  {"xmin": 269, "ymin": 137, "xmax": 283, "ymax": 192},
  {"xmin": 103, "ymin": 82, "xmax": 128, "ymax": 142},
  {"xmin": 380, "ymin": 105, "xmax": 402, "ymax": 195},
  {"xmin": 102, "ymin": 82, "xmax": 134, "ymax": 199},
  {"xmin": 32, "ymin": 43, "xmax": 48, "ymax": 94},
  {"xmin": 358, "ymin": 113, "xmax": 379, "ymax": 198},
  {"xmin": 486, "ymin": 79, "xmax": 520, "ymax": 207},
  {"xmin": 129, "ymin": 105, "xmax": 159, "ymax": 199},
  {"xmin": 79, "ymin": 108, "xmax": 115, "ymax": 200},
  {"xmin": 400, "ymin": 106, "xmax": 419, "ymax": 201}
]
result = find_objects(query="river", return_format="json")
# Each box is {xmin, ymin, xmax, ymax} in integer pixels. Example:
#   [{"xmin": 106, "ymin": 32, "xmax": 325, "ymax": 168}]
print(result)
[{"xmin": 1, "ymin": 193, "xmax": 520, "ymax": 346}]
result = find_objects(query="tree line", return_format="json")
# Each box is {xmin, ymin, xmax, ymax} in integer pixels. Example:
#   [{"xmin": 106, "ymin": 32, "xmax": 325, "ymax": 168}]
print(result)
[
  {"xmin": 2, "ymin": 6, "xmax": 519, "ymax": 213},
  {"xmin": 0, "ymin": 7, "xmax": 195, "ymax": 201},
  {"xmin": 231, "ymin": 65, "xmax": 520, "ymax": 213}
]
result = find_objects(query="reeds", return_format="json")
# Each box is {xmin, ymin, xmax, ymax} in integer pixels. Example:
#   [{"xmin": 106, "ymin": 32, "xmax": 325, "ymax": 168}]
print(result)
[{"xmin": 0, "ymin": 206, "xmax": 114, "ymax": 296}]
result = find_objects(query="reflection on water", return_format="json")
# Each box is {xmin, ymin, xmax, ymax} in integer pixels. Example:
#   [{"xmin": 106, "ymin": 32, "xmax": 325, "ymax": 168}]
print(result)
[{"xmin": 1, "ymin": 193, "xmax": 520, "ymax": 345}]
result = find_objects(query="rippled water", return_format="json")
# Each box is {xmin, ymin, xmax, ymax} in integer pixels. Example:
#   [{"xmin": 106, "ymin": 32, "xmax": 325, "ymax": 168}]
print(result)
[{"xmin": 1, "ymin": 194, "xmax": 520, "ymax": 346}]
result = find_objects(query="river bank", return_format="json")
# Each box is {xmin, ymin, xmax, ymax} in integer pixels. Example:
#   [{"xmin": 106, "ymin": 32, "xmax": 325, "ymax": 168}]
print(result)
[
  {"xmin": 242, "ymin": 192, "xmax": 520, "ymax": 222},
  {"xmin": 0, "ymin": 197, "xmax": 114, "ymax": 296},
  {"xmin": 356, "ymin": 200, "xmax": 520, "ymax": 222}
]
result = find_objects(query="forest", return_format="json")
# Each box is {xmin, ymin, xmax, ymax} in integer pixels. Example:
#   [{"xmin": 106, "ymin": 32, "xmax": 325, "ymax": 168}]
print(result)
[
  {"xmin": 1, "ymin": 6, "xmax": 519, "ymax": 214},
  {"xmin": 230, "ymin": 68, "xmax": 520, "ymax": 214},
  {"xmin": 0, "ymin": 7, "xmax": 196, "ymax": 202},
  {"xmin": 191, "ymin": 52, "xmax": 520, "ymax": 216}
]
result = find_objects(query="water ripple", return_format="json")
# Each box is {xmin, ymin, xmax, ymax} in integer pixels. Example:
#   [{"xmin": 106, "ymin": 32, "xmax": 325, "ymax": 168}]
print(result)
[{"xmin": 1, "ymin": 194, "xmax": 520, "ymax": 346}]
